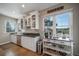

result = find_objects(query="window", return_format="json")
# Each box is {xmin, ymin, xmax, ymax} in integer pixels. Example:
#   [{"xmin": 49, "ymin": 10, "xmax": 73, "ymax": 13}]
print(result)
[
  {"xmin": 6, "ymin": 21, "xmax": 16, "ymax": 32},
  {"xmin": 55, "ymin": 12, "xmax": 72, "ymax": 41},
  {"xmin": 44, "ymin": 16, "xmax": 53, "ymax": 39},
  {"xmin": 44, "ymin": 16, "xmax": 53, "ymax": 27},
  {"xmin": 56, "ymin": 12, "xmax": 69, "ymax": 28}
]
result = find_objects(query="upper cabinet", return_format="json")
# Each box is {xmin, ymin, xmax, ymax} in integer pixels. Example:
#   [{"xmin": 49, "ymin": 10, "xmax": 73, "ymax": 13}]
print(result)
[
  {"xmin": 17, "ymin": 11, "xmax": 39, "ymax": 33},
  {"xmin": 26, "ymin": 16, "xmax": 31, "ymax": 29},
  {"xmin": 30, "ymin": 11, "xmax": 39, "ymax": 29},
  {"xmin": 24, "ymin": 11, "xmax": 39, "ymax": 30},
  {"xmin": 31, "ymin": 15, "xmax": 36, "ymax": 29}
]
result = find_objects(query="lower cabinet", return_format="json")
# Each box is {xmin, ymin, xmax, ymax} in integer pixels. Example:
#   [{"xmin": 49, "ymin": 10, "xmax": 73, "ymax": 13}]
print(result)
[
  {"xmin": 21, "ymin": 36, "xmax": 39, "ymax": 52},
  {"xmin": 10, "ymin": 34, "xmax": 17, "ymax": 44}
]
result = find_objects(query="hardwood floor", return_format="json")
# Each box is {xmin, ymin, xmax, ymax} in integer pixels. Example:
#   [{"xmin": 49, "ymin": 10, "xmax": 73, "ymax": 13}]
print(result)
[{"xmin": 0, "ymin": 43, "xmax": 39, "ymax": 56}]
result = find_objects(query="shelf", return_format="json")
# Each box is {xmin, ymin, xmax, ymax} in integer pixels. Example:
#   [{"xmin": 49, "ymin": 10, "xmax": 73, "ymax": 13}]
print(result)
[
  {"xmin": 43, "ymin": 39, "xmax": 72, "ymax": 46},
  {"xmin": 43, "ymin": 51, "xmax": 60, "ymax": 56},
  {"xmin": 43, "ymin": 45, "xmax": 71, "ymax": 54}
]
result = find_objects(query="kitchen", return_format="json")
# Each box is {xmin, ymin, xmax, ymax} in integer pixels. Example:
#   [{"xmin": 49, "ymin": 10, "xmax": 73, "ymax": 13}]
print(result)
[{"xmin": 0, "ymin": 3, "xmax": 79, "ymax": 56}]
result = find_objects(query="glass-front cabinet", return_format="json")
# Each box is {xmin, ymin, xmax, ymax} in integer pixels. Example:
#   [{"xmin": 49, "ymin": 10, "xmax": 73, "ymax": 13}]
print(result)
[
  {"xmin": 26, "ymin": 16, "xmax": 31, "ymax": 29},
  {"xmin": 31, "ymin": 11, "xmax": 39, "ymax": 29},
  {"xmin": 31, "ymin": 15, "xmax": 36, "ymax": 28},
  {"xmin": 24, "ymin": 11, "xmax": 39, "ymax": 30},
  {"xmin": 18, "ymin": 11, "xmax": 39, "ymax": 32}
]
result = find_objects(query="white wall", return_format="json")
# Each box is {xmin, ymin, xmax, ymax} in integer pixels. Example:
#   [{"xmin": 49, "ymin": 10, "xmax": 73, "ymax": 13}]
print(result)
[
  {"xmin": 73, "ymin": 5, "xmax": 79, "ymax": 56},
  {"xmin": 0, "ymin": 14, "xmax": 16, "ymax": 45}
]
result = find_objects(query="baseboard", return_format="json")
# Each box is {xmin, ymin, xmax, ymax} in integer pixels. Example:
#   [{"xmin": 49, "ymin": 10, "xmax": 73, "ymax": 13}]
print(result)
[{"xmin": 0, "ymin": 41, "xmax": 10, "ymax": 45}]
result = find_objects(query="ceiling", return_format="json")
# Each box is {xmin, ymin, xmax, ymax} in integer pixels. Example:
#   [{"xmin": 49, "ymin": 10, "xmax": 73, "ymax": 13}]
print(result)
[{"xmin": 0, "ymin": 3, "xmax": 58, "ymax": 19}]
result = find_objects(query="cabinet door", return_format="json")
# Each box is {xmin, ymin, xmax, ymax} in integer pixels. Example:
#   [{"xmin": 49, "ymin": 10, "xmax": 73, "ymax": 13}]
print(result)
[
  {"xmin": 11, "ymin": 35, "xmax": 17, "ymax": 44},
  {"xmin": 31, "ymin": 11, "xmax": 39, "ymax": 29},
  {"xmin": 32, "ymin": 37, "xmax": 39, "ymax": 52},
  {"xmin": 28, "ymin": 37, "xmax": 36, "ymax": 52},
  {"xmin": 31, "ymin": 15, "xmax": 36, "ymax": 29},
  {"xmin": 21, "ymin": 37, "xmax": 28, "ymax": 48},
  {"xmin": 21, "ymin": 37, "xmax": 32, "ymax": 50},
  {"xmin": 21, "ymin": 36, "xmax": 38, "ymax": 52},
  {"xmin": 26, "ymin": 16, "xmax": 31, "ymax": 29}
]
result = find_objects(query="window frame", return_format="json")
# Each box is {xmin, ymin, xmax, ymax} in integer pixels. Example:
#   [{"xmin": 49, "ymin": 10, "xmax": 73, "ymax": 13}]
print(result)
[
  {"xmin": 43, "ymin": 8, "xmax": 73, "ymax": 41},
  {"xmin": 5, "ymin": 20, "xmax": 16, "ymax": 33}
]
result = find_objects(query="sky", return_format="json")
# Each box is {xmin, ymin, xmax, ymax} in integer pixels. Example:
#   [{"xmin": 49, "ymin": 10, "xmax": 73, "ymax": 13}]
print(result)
[
  {"xmin": 45, "ymin": 12, "xmax": 70, "ymax": 28},
  {"xmin": 56, "ymin": 12, "xmax": 70, "ymax": 28}
]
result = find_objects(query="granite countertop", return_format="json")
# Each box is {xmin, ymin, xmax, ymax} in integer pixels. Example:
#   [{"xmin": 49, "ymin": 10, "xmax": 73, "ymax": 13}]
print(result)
[
  {"xmin": 22, "ymin": 33, "xmax": 40, "ymax": 38},
  {"xmin": 10, "ymin": 32, "xmax": 40, "ymax": 38}
]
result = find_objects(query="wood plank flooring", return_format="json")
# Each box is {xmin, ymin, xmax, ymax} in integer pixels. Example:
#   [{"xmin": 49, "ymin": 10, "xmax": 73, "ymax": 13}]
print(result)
[{"xmin": 0, "ymin": 43, "xmax": 39, "ymax": 56}]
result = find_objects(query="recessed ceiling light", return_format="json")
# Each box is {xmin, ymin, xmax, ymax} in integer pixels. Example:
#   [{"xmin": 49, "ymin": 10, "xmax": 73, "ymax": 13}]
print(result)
[{"xmin": 22, "ymin": 4, "xmax": 25, "ymax": 8}]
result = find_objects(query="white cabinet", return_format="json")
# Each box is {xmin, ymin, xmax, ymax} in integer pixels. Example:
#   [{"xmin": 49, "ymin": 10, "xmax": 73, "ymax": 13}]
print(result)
[
  {"xmin": 30, "ymin": 11, "xmax": 39, "ymax": 29},
  {"xmin": 26, "ymin": 16, "xmax": 31, "ymax": 27},
  {"xmin": 21, "ymin": 37, "xmax": 30, "ymax": 49},
  {"xmin": 17, "ymin": 11, "xmax": 39, "ymax": 33},
  {"xmin": 23, "ymin": 11, "xmax": 39, "ymax": 30},
  {"xmin": 10, "ymin": 34, "xmax": 17, "ymax": 44},
  {"xmin": 21, "ymin": 36, "xmax": 39, "ymax": 52}
]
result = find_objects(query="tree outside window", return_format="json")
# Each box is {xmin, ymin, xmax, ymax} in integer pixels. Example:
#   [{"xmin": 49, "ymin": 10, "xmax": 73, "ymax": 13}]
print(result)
[{"xmin": 6, "ymin": 21, "xmax": 15, "ymax": 32}]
